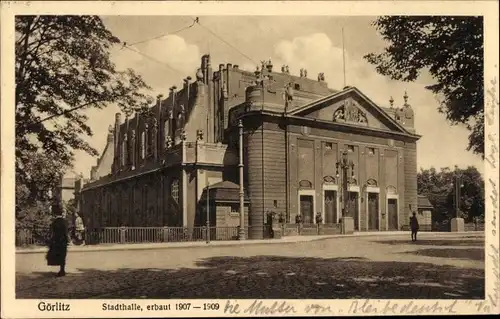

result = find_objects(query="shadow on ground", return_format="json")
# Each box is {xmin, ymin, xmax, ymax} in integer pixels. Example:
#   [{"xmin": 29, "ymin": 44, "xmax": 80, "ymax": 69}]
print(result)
[
  {"xmin": 404, "ymin": 248, "xmax": 484, "ymax": 261},
  {"xmin": 16, "ymin": 255, "xmax": 484, "ymax": 300},
  {"xmin": 374, "ymin": 239, "xmax": 484, "ymax": 247}
]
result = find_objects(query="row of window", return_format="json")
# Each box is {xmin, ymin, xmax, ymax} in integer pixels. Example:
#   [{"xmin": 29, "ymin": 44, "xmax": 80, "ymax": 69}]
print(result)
[{"xmin": 119, "ymin": 119, "xmax": 174, "ymax": 167}]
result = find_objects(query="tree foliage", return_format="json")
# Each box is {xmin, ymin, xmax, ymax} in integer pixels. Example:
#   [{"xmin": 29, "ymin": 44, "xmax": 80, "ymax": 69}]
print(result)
[
  {"xmin": 417, "ymin": 166, "xmax": 484, "ymax": 222},
  {"xmin": 365, "ymin": 16, "xmax": 484, "ymax": 156},
  {"xmin": 15, "ymin": 16, "xmax": 153, "ymax": 215}
]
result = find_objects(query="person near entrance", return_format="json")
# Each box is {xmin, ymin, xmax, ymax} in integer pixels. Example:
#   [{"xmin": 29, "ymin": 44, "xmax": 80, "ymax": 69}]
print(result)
[
  {"xmin": 409, "ymin": 205, "xmax": 419, "ymax": 242},
  {"xmin": 315, "ymin": 212, "xmax": 323, "ymax": 234}
]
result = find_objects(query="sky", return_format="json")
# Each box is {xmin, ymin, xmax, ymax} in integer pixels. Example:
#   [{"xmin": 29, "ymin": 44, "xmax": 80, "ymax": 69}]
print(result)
[{"xmin": 69, "ymin": 15, "xmax": 484, "ymax": 178}]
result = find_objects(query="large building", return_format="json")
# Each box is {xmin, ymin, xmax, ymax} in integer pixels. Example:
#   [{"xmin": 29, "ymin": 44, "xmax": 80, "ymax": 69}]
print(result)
[{"xmin": 78, "ymin": 54, "xmax": 421, "ymax": 239}]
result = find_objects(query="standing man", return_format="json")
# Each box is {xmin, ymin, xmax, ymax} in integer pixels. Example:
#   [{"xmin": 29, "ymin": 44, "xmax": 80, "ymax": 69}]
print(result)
[
  {"xmin": 295, "ymin": 214, "xmax": 303, "ymax": 235},
  {"xmin": 409, "ymin": 204, "xmax": 419, "ymax": 242},
  {"xmin": 74, "ymin": 213, "xmax": 86, "ymax": 246}
]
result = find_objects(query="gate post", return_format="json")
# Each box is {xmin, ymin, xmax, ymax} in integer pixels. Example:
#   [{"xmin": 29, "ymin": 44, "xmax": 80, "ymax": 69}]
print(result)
[
  {"xmin": 120, "ymin": 226, "xmax": 126, "ymax": 244},
  {"xmin": 162, "ymin": 226, "xmax": 169, "ymax": 242}
]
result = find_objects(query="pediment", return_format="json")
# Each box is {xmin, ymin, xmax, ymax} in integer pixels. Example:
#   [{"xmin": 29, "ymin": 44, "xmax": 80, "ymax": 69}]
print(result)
[{"xmin": 288, "ymin": 87, "xmax": 409, "ymax": 134}]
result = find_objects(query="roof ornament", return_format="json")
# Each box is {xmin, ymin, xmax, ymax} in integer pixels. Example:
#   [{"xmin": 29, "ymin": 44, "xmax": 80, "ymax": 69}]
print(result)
[
  {"xmin": 266, "ymin": 58, "xmax": 273, "ymax": 72},
  {"xmin": 402, "ymin": 90, "xmax": 414, "ymax": 121},
  {"xmin": 196, "ymin": 68, "xmax": 204, "ymax": 82},
  {"xmin": 389, "ymin": 96, "xmax": 394, "ymax": 109},
  {"xmin": 254, "ymin": 65, "xmax": 261, "ymax": 78},
  {"xmin": 403, "ymin": 91, "xmax": 409, "ymax": 107}
]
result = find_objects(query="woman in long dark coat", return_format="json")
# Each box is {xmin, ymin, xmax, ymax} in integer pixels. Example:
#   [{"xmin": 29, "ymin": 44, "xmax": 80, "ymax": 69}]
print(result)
[{"xmin": 46, "ymin": 214, "xmax": 69, "ymax": 277}]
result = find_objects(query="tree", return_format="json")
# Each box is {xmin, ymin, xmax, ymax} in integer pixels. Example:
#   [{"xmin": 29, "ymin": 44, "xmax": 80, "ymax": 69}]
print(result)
[
  {"xmin": 417, "ymin": 166, "xmax": 484, "ymax": 223},
  {"xmin": 365, "ymin": 16, "xmax": 484, "ymax": 156},
  {"xmin": 15, "ymin": 16, "xmax": 153, "ymax": 211}
]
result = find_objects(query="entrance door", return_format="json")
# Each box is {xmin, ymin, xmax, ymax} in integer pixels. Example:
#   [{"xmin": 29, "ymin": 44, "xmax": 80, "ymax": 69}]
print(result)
[
  {"xmin": 324, "ymin": 190, "xmax": 337, "ymax": 224},
  {"xmin": 388, "ymin": 198, "xmax": 398, "ymax": 230},
  {"xmin": 347, "ymin": 192, "xmax": 359, "ymax": 230},
  {"xmin": 368, "ymin": 193, "xmax": 379, "ymax": 230},
  {"xmin": 300, "ymin": 195, "xmax": 314, "ymax": 224}
]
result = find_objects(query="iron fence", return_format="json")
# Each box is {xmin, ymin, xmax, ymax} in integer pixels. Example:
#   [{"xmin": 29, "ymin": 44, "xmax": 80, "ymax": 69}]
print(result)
[
  {"xmin": 15, "ymin": 221, "xmax": 485, "ymax": 247},
  {"xmin": 15, "ymin": 226, "xmax": 250, "ymax": 247}
]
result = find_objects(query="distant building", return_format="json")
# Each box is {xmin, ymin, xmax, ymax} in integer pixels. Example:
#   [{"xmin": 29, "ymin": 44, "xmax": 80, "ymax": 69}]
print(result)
[
  {"xmin": 52, "ymin": 176, "xmax": 88, "ymax": 215},
  {"xmin": 78, "ymin": 54, "xmax": 420, "ymax": 239}
]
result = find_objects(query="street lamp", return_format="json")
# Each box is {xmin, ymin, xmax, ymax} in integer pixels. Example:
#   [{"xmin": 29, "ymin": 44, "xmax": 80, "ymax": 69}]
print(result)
[
  {"xmin": 451, "ymin": 174, "xmax": 464, "ymax": 219},
  {"xmin": 336, "ymin": 150, "xmax": 355, "ymax": 221},
  {"xmin": 206, "ymin": 181, "xmax": 210, "ymax": 244},
  {"xmin": 238, "ymin": 119, "xmax": 245, "ymax": 240}
]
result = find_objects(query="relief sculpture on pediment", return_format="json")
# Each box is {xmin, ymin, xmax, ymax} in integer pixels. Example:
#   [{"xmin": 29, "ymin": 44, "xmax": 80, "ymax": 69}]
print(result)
[{"xmin": 333, "ymin": 100, "xmax": 368, "ymax": 125}]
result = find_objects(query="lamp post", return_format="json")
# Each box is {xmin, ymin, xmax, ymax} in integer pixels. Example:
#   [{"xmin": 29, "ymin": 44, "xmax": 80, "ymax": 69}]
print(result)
[
  {"xmin": 336, "ymin": 150, "xmax": 355, "ymax": 220},
  {"xmin": 238, "ymin": 119, "xmax": 245, "ymax": 240},
  {"xmin": 206, "ymin": 182, "xmax": 210, "ymax": 244},
  {"xmin": 453, "ymin": 174, "xmax": 464, "ymax": 219}
]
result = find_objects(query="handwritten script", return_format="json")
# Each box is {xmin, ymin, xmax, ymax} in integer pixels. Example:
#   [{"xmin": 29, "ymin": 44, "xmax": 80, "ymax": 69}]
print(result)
[
  {"xmin": 486, "ymin": 74, "xmax": 500, "ymax": 314},
  {"xmin": 348, "ymin": 300, "xmax": 457, "ymax": 315},
  {"xmin": 224, "ymin": 300, "xmax": 297, "ymax": 316}
]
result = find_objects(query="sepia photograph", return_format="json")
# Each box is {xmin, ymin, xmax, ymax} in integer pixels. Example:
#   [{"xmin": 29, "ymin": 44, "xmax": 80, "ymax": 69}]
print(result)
[{"xmin": 1, "ymin": 1, "xmax": 499, "ymax": 317}]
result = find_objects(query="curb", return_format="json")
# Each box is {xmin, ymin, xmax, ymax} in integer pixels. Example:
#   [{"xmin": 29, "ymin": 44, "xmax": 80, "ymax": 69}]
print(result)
[{"xmin": 15, "ymin": 231, "xmax": 484, "ymax": 255}]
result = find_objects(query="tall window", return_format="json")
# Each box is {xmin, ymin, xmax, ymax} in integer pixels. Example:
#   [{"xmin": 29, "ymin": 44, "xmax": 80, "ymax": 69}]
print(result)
[
  {"xmin": 121, "ymin": 139, "xmax": 127, "ymax": 166},
  {"xmin": 140, "ymin": 131, "xmax": 146, "ymax": 159},
  {"xmin": 147, "ymin": 124, "xmax": 153, "ymax": 155},
  {"xmin": 171, "ymin": 179, "xmax": 179, "ymax": 203},
  {"xmin": 164, "ymin": 119, "xmax": 170, "ymax": 148}
]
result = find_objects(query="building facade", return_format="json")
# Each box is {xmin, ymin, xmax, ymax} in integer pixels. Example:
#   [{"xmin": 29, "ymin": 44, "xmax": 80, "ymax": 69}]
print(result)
[{"xmin": 78, "ymin": 54, "xmax": 420, "ymax": 239}]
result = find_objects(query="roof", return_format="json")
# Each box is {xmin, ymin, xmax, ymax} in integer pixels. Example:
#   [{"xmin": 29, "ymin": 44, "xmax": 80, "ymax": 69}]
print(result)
[
  {"xmin": 289, "ymin": 86, "xmax": 413, "ymax": 136},
  {"xmin": 207, "ymin": 180, "xmax": 240, "ymax": 189},
  {"xmin": 200, "ymin": 180, "xmax": 249, "ymax": 203},
  {"xmin": 417, "ymin": 195, "xmax": 434, "ymax": 209}
]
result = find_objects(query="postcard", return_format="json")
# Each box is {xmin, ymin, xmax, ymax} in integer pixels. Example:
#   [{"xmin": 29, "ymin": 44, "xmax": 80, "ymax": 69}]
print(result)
[{"xmin": 1, "ymin": 1, "xmax": 499, "ymax": 317}]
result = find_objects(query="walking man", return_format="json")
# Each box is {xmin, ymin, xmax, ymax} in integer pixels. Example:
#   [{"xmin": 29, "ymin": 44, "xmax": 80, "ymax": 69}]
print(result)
[
  {"xmin": 409, "ymin": 204, "xmax": 419, "ymax": 242},
  {"xmin": 46, "ymin": 212, "xmax": 69, "ymax": 277}
]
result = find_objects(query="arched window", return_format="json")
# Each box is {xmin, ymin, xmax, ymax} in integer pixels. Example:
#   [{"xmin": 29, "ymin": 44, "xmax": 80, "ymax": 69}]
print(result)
[{"xmin": 171, "ymin": 179, "xmax": 179, "ymax": 203}]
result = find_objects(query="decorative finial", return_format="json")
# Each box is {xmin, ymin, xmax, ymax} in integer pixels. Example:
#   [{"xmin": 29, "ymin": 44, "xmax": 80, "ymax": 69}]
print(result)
[
  {"xmin": 389, "ymin": 96, "xmax": 394, "ymax": 108},
  {"xmin": 254, "ymin": 65, "xmax": 261, "ymax": 78},
  {"xmin": 403, "ymin": 91, "xmax": 409, "ymax": 106},
  {"xmin": 266, "ymin": 58, "xmax": 273, "ymax": 72},
  {"xmin": 196, "ymin": 68, "xmax": 203, "ymax": 81}
]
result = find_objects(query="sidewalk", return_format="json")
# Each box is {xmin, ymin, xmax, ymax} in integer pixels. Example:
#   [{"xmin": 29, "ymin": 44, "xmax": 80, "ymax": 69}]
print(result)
[{"xmin": 15, "ymin": 231, "xmax": 484, "ymax": 254}]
